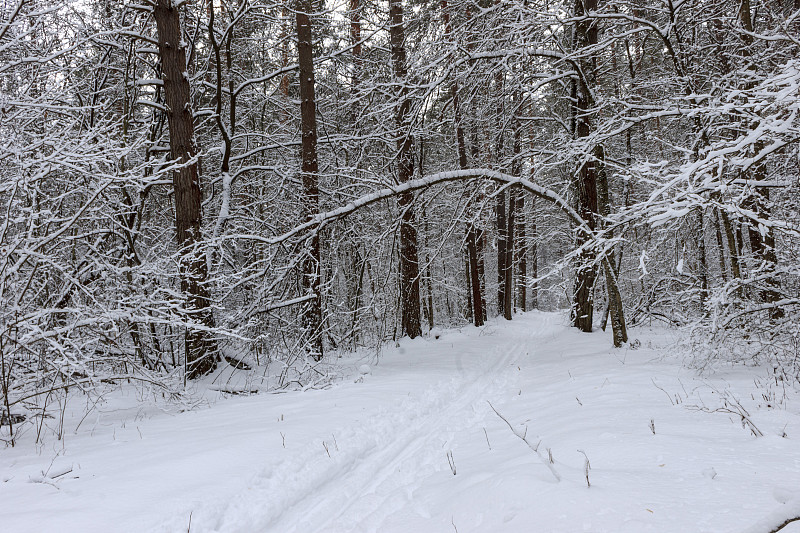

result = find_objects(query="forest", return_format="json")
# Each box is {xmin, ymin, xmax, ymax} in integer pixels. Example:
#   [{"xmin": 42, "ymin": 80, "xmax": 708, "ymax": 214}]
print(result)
[
  {"xmin": 0, "ymin": 0, "xmax": 798, "ymax": 445},
  {"xmin": 1, "ymin": 0, "xmax": 800, "ymax": 530}
]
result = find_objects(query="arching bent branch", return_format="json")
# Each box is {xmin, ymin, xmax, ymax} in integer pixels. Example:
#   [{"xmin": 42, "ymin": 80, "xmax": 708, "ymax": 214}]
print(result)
[{"xmin": 232, "ymin": 168, "xmax": 592, "ymax": 246}]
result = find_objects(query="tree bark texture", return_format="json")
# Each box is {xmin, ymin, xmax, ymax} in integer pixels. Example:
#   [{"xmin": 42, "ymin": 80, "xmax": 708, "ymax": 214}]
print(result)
[
  {"xmin": 697, "ymin": 209, "xmax": 709, "ymax": 307},
  {"xmin": 154, "ymin": 0, "xmax": 217, "ymax": 379},
  {"xmin": 720, "ymin": 209, "xmax": 742, "ymax": 280},
  {"xmin": 504, "ymin": 187, "xmax": 515, "ymax": 320},
  {"xmin": 390, "ymin": 0, "xmax": 422, "ymax": 338},
  {"xmin": 497, "ymin": 189, "xmax": 507, "ymax": 316},
  {"xmin": 515, "ymin": 192, "xmax": 526, "ymax": 312},
  {"xmin": 595, "ymin": 145, "xmax": 628, "ymax": 346},
  {"xmin": 494, "ymin": 72, "xmax": 507, "ymax": 318},
  {"xmin": 571, "ymin": 0, "xmax": 600, "ymax": 333},
  {"xmin": 530, "ymin": 213, "xmax": 538, "ymax": 310},
  {"xmin": 737, "ymin": 0, "xmax": 783, "ymax": 318},
  {"xmin": 297, "ymin": 0, "xmax": 324, "ymax": 359},
  {"xmin": 469, "ymin": 99, "xmax": 488, "ymax": 322},
  {"xmin": 503, "ymin": 112, "xmax": 521, "ymax": 320}
]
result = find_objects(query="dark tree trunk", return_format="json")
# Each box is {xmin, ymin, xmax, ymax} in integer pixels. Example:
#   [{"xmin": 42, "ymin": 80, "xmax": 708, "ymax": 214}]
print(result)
[
  {"xmin": 469, "ymin": 96, "xmax": 488, "ymax": 323},
  {"xmin": 530, "ymin": 199, "xmax": 539, "ymax": 310},
  {"xmin": 154, "ymin": 0, "xmax": 217, "ymax": 379},
  {"xmin": 422, "ymin": 204, "xmax": 435, "ymax": 331},
  {"xmin": 297, "ymin": 0, "xmax": 324, "ymax": 359},
  {"xmin": 465, "ymin": 253, "xmax": 473, "ymax": 321},
  {"xmin": 350, "ymin": 0, "xmax": 362, "ymax": 69},
  {"xmin": 497, "ymin": 189, "xmax": 507, "ymax": 316},
  {"xmin": 466, "ymin": 225, "xmax": 483, "ymax": 326},
  {"xmin": 744, "ymin": 187, "xmax": 783, "ymax": 317},
  {"xmin": 345, "ymin": 0, "xmax": 364, "ymax": 344},
  {"xmin": 504, "ymin": 187, "xmax": 515, "ymax": 320},
  {"xmin": 570, "ymin": 0, "xmax": 600, "ymax": 333},
  {"xmin": 445, "ymin": 0, "xmax": 484, "ymax": 327},
  {"xmin": 390, "ymin": 0, "xmax": 422, "ymax": 338},
  {"xmin": 528, "ymin": 113, "xmax": 539, "ymax": 311},
  {"xmin": 714, "ymin": 209, "xmax": 728, "ymax": 282},
  {"xmin": 516, "ymin": 192, "xmax": 526, "ymax": 312},
  {"xmin": 737, "ymin": 0, "xmax": 783, "ymax": 318},
  {"xmin": 459, "ymin": 101, "xmax": 483, "ymax": 326},
  {"xmin": 494, "ymin": 72, "xmax": 507, "ymax": 317},
  {"xmin": 697, "ymin": 210, "xmax": 709, "ymax": 308},
  {"xmin": 720, "ymin": 209, "xmax": 742, "ymax": 279}
]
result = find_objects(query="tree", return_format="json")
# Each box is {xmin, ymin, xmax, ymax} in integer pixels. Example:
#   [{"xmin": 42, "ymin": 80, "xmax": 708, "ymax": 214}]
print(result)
[
  {"xmin": 569, "ymin": 0, "xmax": 601, "ymax": 333},
  {"xmin": 389, "ymin": 0, "xmax": 422, "ymax": 338},
  {"xmin": 296, "ymin": 0, "xmax": 324, "ymax": 359},
  {"xmin": 154, "ymin": 0, "xmax": 218, "ymax": 377}
]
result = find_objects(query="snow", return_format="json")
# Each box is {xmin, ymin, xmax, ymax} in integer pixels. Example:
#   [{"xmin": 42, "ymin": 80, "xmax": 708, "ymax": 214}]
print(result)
[{"xmin": 2, "ymin": 312, "xmax": 800, "ymax": 533}]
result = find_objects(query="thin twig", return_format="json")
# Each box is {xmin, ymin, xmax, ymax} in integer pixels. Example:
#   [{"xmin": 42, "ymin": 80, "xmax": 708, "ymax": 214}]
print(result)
[{"xmin": 487, "ymin": 401, "xmax": 560, "ymax": 482}]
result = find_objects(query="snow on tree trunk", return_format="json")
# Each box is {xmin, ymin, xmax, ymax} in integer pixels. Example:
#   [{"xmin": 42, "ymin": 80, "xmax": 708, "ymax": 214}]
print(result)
[
  {"xmin": 570, "ymin": 0, "xmax": 600, "ymax": 334},
  {"xmin": 153, "ymin": 0, "xmax": 217, "ymax": 378},
  {"xmin": 389, "ymin": 0, "xmax": 422, "ymax": 339},
  {"xmin": 297, "ymin": 0, "xmax": 324, "ymax": 360}
]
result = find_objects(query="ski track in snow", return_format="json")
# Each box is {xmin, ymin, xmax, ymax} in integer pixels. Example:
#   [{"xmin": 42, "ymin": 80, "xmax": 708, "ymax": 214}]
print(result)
[{"xmin": 176, "ymin": 316, "xmax": 556, "ymax": 533}]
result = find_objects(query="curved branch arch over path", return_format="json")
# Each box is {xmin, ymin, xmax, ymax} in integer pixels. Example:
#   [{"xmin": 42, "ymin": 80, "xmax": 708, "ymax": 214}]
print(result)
[{"xmin": 256, "ymin": 168, "xmax": 592, "ymax": 245}]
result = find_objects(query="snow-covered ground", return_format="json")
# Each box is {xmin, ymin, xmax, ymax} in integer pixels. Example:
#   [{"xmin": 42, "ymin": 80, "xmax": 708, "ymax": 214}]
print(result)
[{"xmin": 2, "ymin": 311, "xmax": 800, "ymax": 532}]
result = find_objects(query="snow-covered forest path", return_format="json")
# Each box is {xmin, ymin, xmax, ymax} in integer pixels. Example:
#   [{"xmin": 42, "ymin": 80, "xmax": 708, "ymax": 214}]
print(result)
[{"xmin": 3, "ymin": 312, "xmax": 800, "ymax": 532}]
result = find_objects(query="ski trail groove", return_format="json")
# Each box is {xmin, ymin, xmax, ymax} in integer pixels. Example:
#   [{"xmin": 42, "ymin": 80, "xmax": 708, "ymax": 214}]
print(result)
[
  {"xmin": 266, "ymin": 319, "xmax": 554, "ymax": 533},
  {"xmin": 170, "ymin": 316, "xmax": 558, "ymax": 533},
  {"xmin": 297, "ymin": 344, "xmax": 525, "ymax": 533}
]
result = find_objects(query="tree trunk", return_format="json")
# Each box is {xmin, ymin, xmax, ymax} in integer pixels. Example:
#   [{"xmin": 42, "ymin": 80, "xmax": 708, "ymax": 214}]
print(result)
[
  {"xmin": 503, "ymin": 112, "xmax": 520, "ymax": 320},
  {"xmin": 720, "ymin": 209, "xmax": 742, "ymax": 280},
  {"xmin": 528, "ymin": 111, "xmax": 539, "ymax": 311},
  {"xmin": 570, "ymin": 0, "xmax": 600, "ymax": 333},
  {"xmin": 469, "ymin": 95, "xmax": 488, "ymax": 323},
  {"xmin": 297, "ymin": 0, "xmax": 324, "ymax": 359},
  {"xmin": 478, "ymin": 230, "xmax": 488, "ymax": 321},
  {"xmin": 714, "ymin": 208, "xmax": 728, "ymax": 282},
  {"xmin": 465, "ymin": 252, "xmax": 473, "ymax": 321},
  {"xmin": 350, "ymin": 0, "xmax": 362, "ymax": 73},
  {"xmin": 738, "ymin": 0, "xmax": 783, "ymax": 318},
  {"xmin": 466, "ymin": 225, "xmax": 484, "ymax": 326},
  {"xmin": 153, "ymin": 0, "xmax": 217, "ymax": 379},
  {"xmin": 602, "ymin": 258, "xmax": 627, "ymax": 346},
  {"xmin": 698, "ymin": 209, "xmax": 709, "ymax": 308},
  {"xmin": 494, "ymin": 72, "xmax": 507, "ymax": 317},
  {"xmin": 422, "ymin": 206, "xmax": 435, "ymax": 331},
  {"xmin": 516, "ymin": 192, "xmax": 526, "ymax": 312},
  {"xmin": 595, "ymin": 145, "xmax": 628, "ymax": 345},
  {"xmin": 504, "ymin": 187, "xmax": 515, "ymax": 320},
  {"xmin": 445, "ymin": 0, "xmax": 484, "ymax": 327},
  {"xmin": 497, "ymin": 189, "xmax": 507, "ymax": 316},
  {"xmin": 530, "ymin": 197, "xmax": 539, "ymax": 310},
  {"xmin": 389, "ymin": 0, "xmax": 422, "ymax": 338}
]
